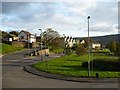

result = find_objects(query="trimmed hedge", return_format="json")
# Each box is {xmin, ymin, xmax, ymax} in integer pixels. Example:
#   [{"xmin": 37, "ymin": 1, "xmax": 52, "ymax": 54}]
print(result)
[{"xmin": 82, "ymin": 58, "xmax": 120, "ymax": 71}]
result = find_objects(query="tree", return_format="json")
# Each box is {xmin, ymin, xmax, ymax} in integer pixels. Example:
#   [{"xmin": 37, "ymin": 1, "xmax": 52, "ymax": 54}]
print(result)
[
  {"xmin": 115, "ymin": 42, "xmax": 120, "ymax": 56},
  {"xmin": 82, "ymin": 37, "xmax": 93, "ymax": 48},
  {"xmin": 65, "ymin": 45, "xmax": 72, "ymax": 55},
  {"xmin": 42, "ymin": 28, "xmax": 60, "ymax": 45},
  {"xmin": 76, "ymin": 43, "xmax": 87, "ymax": 56},
  {"xmin": 9, "ymin": 31, "xmax": 19, "ymax": 36},
  {"xmin": 71, "ymin": 44, "xmax": 77, "ymax": 51},
  {"xmin": 41, "ymin": 28, "xmax": 62, "ymax": 51},
  {"xmin": 109, "ymin": 41, "xmax": 116, "ymax": 54},
  {"xmin": 42, "ymin": 28, "xmax": 60, "ymax": 41},
  {"xmin": 107, "ymin": 41, "xmax": 120, "ymax": 56},
  {"xmin": 1, "ymin": 31, "xmax": 8, "ymax": 37}
]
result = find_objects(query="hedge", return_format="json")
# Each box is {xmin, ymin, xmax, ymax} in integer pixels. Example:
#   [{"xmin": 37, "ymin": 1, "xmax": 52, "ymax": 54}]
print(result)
[{"xmin": 82, "ymin": 58, "xmax": 120, "ymax": 71}]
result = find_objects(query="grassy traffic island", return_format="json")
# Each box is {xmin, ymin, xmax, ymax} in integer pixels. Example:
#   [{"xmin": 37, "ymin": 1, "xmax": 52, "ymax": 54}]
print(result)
[
  {"xmin": 0, "ymin": 43, "xmax": 24, "ymax": 55},
  {"xmin": 33, "ymin": 50, "xmax": 120, "ymax": 78}
]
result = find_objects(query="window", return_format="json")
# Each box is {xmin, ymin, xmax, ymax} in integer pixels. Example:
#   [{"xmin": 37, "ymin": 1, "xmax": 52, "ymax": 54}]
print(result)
[{"xmin": 21, "ymin": 36, "xmax": 24, "ymax": 39}]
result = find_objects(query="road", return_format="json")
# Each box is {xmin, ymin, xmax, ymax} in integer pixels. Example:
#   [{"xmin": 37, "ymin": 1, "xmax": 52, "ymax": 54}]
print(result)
[{"xmin": 2, "ymin": 49, "xmax": 119, "ymax": 88}]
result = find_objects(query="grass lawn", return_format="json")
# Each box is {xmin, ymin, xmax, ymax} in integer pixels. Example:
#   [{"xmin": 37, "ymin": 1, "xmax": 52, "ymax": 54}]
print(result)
[
  {"xmin": 33, "ymin": 50, "xmax": 120, "ymax": 78},
  {"xmin": 0, "ymin": 43, "xmax": 24, "ymax": 55}
]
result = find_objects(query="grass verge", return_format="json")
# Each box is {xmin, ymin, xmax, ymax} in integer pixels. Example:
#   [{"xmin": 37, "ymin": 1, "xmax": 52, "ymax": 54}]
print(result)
[
  {"xmin": 33, "ymin": 51, "xmax": 120, "ymax": 78},
  {"xmin": 0, "ymin": 43, "xmax": 24, "ymax": 55}
]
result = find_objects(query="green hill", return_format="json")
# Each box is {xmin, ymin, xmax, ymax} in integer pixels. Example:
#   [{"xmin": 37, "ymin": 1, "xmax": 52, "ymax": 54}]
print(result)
[
  {"xmin": 91, "ymin": 34, "xmax": 119, "ymax": 45},
  {"xmin": 75, "ymin": 34, "xmax": 119, "ymax": 45}
]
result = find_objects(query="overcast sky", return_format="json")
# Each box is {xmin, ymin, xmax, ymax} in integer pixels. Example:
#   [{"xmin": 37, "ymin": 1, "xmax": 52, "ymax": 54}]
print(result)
[{"xmin": 1, "ymin": 0, "xmax": 119, "ymax": 37}]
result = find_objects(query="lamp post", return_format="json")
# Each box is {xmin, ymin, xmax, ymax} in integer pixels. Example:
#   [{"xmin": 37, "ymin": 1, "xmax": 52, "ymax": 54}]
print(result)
[
  {"xmin": 35, "ymin": 33, "xmax": 37, "ymax": 53},
  {"xmin": 63, "ymin": 34, "xmax": 66, "ymax": 54},
  {"xmin": 27, "ymin": 34, "xmax": 30, "ymax": 54},
  {"xmin": 87, "ymin": 16, "xmax": 90, "ymax": 77},
  {"xmin": 39, "ymin": 29, "xmax": 42, "ymax": 61}
]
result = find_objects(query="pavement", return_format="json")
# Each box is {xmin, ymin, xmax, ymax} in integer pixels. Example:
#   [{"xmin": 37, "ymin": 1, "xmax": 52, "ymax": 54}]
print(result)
[{"xmin": 2, "ymin": 49, "xmax": 120, "ymax": 88}]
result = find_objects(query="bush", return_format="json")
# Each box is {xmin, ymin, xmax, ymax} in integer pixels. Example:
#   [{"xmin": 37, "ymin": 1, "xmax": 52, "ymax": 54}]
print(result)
[
  {"xmin": 76, "ymin": 43, "xmax": 87, "ymax": 56},
  {"xmin": 107, "ymin": 42, "xmax": 120, "ymax": 56},
  {"xmin": 115, "ymin": 42, "xmax": 120, "ymax": 56},
  {"xmin": 65, "ymin": 47, "xmax": 72, "ymax": 55},
  {"xmin": 2, "ymin": 40, "xmax": 11, "ymax": 45},
  {"xmin": 82, "ymin": 58, "xmax": 120, "ymax": 71}
]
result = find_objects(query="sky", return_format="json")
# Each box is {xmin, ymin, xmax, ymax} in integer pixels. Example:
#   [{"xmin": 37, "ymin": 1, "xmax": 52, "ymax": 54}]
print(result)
[{"xmin": 1, "ymin": 0, "xmax": 120, "ymax": 37}]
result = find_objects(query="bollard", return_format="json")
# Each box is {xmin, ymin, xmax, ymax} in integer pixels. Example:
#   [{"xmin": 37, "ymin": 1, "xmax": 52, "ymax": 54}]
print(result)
[{"xmin": 96, "ymin": 73, "xmax": 99, "ymax": 78}]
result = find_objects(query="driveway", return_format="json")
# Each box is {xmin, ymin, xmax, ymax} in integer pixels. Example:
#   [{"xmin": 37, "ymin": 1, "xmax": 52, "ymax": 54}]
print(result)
[{"xmin": 2, "ymin": 49, "xmax": 119, "ymax": 88}]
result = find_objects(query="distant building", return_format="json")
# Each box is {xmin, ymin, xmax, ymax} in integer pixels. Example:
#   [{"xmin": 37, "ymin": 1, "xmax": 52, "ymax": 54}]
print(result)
[
  {"xmin": 92, "ymin": 43, "xmax": 101, "ymax": 49},
  {"xmin": 80, "ymin": 40, "xmax": 85, "ymax": 44},
  {"xmin": 3, "ymin": 34, "xmax": 18, "ymax": 42},
  {"xmin": 18, "ymin": 30, "xmax": 36, "ymax": 43}
]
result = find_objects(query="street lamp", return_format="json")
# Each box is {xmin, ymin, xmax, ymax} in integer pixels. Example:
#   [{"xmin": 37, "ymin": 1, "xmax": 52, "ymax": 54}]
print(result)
[
  {"xmin": 63, "ymin": 34, "xmax": 66, "ymax": 54},
  {"xmin": 87, "ymin": 16, "xmax": 90, "ymax": 77},
  {"xmin": 35, "ymin": 33, "xmax": 37, "ymax": 53},
  {"xmin": 39, "ymin": 29, "xmax": 42, "ymax": 61},
  {"xmin": 27, "ymin": 34, "xmax": 30, "ymax": 54}
]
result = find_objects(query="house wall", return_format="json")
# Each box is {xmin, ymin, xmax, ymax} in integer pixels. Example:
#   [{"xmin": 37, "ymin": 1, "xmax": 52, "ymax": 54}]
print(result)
[
  {"xmin": 81, "ymin": 40, "xmax": 85, "ymax": 44},
  {"xmin": 18, "ymin": 32, "xmax": 28, "ymax": 41},
  {"xmin": 13, "ymin": 37, "xmax": 19, "ymax": 41},
  {"xmin": 18, "ymin": 32, "xmax": 36, "ymax": 43},
  {"xmin": 30, "ymin": 38, "xmax": 36, "ymax": 43},
  {"xmin": 92, "ymin": 43, "xmax": 101, "ymax": 49},
  {"xmin": 68, "ymin": 40, "xmax": 73, "ymax": 47},
  {"xmin": 30, "ymin": 34, "xmax": 36, "ymax": 43}
]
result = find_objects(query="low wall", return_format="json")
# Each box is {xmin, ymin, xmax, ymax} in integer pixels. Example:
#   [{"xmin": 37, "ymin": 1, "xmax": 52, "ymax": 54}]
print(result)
[
  {"xmin": 12, "ymin": 41, "xmax": 39, "ymax": 48},
  {"xmin": 11, "ymin": 41, "xmax": 27, "ymax": 48},
  {"xmin": 38, "ymin": 49, "xmax": 49, "ymax": 55},
  {"xmin": 32, "ymin": 42, "xmax": 39, "ymax": 48}
]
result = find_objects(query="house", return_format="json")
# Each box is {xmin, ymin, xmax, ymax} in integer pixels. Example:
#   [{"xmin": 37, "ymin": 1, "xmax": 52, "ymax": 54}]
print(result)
[
  {"xmin": 80, "ymin": 39, "xmax": 85, "ymax": 44},
  {"xmin": 92, "ymin": 43, "xmax": 101, "ymax": 49},
  {"xmin": 18, "ymin": 30, "xmax": 36, "ymax": 43},
  {"xmin": 63, "ymin": 36, "xmax": 86, "ymax": 48},
  {"xmin": 65, "ymin": 36, "xmax": 74, "ymax": 48},
  {"xmin": 3, "ymin": 34, "xmax": 18, "ymax": 42}
]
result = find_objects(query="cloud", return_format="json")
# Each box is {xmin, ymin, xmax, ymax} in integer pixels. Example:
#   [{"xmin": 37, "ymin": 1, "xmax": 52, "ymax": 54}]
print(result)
[
  {"xmin": 1, "ymin": 1, "xmax": 118, "ymax": 37},
  {"xmin": 89, "ymin": 22, "xmax": 116, "ymax": 32},
  {"xmin": 2, "ymin": 2, "xmax": 29, "ymax": 14}
]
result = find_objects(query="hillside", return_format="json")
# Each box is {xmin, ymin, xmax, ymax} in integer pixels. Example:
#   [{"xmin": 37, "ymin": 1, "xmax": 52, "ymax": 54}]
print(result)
[{"xmin": 75, "ymin": 34, "xmax": 120, "ymax": 45}]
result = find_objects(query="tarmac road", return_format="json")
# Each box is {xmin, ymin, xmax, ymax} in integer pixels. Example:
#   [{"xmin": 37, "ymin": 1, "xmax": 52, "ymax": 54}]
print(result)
[{"xmin": 1, "ymin": 49, "xmax": 119, "ymax": 88}]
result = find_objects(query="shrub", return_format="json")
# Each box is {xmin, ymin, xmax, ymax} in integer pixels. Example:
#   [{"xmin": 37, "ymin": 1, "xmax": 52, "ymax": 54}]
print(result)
[
  {"xmin": 76, "ymin": 43, "xmax": 87, "ymax": 56},
  {"xmin": 2, "ymin": 40, "xmax": 11, "ymax": 45},
  {"xmin": 107, "ymin": 42, "xmax": 120, "ymax": 56},
  {"xmin": 65, "ymin": 47, "xmax": 72, "ymax": 55},
  {"xmin": 115, "ymin": 42, "xmax": 120, "ymax": 56},
  {"xmin": 82, "ymin": 58, "xmax": 120, "ymax": 71}
]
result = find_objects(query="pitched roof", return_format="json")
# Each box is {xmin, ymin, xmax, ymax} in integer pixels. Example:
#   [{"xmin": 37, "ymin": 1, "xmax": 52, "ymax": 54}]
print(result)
[
  {"xmin": 9, "ymin": 34, "xmax": 17, "ymax": 37},
  {"xmin": 20, "ymin": 30, "xmax": 31, "ymax": 36},
  {"xmin": 4, "ymin": 34, "xmax": 17, "ymax": 38}
]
